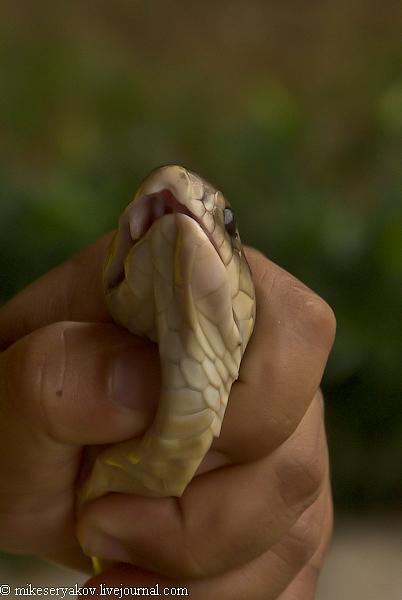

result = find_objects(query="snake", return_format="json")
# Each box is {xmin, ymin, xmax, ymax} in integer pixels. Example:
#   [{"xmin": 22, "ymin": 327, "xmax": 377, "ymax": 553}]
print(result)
[{"xmin": 79, "ymin": 165, "xmax": 256, "ymax": 505}]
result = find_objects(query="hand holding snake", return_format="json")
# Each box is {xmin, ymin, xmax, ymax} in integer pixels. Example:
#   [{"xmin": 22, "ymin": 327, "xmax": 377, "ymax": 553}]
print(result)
[{"xmin": 0, "ymin": 167, "xmax": 335, "ymax": 598}]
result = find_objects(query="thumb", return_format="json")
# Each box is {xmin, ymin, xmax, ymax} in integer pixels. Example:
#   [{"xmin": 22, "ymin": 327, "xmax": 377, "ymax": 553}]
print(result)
[
  {"xmin": 0, "ymin": 320, "xmax": 160, "ymax": 447},
  {"xmin": 0, "ymin": 321, "xmax": 159, "ymax": 555}
]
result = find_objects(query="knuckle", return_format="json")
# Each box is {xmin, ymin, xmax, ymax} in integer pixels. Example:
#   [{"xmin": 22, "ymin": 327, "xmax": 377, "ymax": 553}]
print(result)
[
  {"xmin": 304, "ymin": 294, "xmax": 336, "ymax": 344},
  {"xmin": 276, "ymin": 451, "xmax": 325, "ymax": 516},
  {"xmin": 274, "ymin": 491, "xmax": 329, "ymax": 578},
  {"xmin": 270, "ymin": 528, "xmax": 320, "ymax": 591},
  {"xmin": 276, "ymin": 272, "xmax": 336, "ymax": 345},
  {"xmin": 243, "ymin": 251, "xmax": 337, "ymax": 350},
  {"xmin": 287, "ymin": 281, "xmax": 336, "ymax": 346},
  {"xmin": 287, "ymin": 510, "xmax": 322, "ymax": 567}
]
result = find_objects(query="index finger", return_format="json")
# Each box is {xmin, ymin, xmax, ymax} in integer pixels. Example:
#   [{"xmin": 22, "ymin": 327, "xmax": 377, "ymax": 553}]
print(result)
[{"xmin": 0, "ymin": 232, "xmax": 114, "ymax": 349}]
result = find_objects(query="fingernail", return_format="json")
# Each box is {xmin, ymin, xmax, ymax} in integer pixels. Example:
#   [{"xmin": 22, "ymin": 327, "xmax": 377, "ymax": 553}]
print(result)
[
  {"xmin": 82, "ymin": 531, "xmax": 132, "ymax": 564},
  {"xmin": 109, "ymin": 346, "xmax": 160, "ymax": 410}
]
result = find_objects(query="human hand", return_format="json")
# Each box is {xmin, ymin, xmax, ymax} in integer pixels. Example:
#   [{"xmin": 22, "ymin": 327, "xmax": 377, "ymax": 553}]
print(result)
[
  {"xmin": 77, "ymin": 247, "xmax": 336, "ymax": 599},
  {"xmin": 0, "ymin": 234, "xmax": 161, "ymax": 571}
]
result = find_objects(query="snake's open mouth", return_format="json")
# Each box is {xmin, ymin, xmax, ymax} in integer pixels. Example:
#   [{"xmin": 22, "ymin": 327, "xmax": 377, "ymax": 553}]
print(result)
[
  {"xmin": 127, "ymin": 189, "xmax": 219, "ymax": 254},
  {"xmin": 128, "ymin": 190, "xmax": 195, "ymax": 239},
  {"xmin": 105, "ymin": 189, "xmax": 218, "ymax": 291}
]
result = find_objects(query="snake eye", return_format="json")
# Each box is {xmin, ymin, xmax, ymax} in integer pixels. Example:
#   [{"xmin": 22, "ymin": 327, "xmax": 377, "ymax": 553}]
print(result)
[{"xmin": 224, "ymin": 207, "xmax": 237, "ymax": 238}]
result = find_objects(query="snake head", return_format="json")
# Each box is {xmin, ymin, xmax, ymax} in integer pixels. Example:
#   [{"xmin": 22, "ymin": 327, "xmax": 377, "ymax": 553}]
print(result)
[{"xmin": 104, "ymin": 166, "xmax": 254, "ymax": 341}]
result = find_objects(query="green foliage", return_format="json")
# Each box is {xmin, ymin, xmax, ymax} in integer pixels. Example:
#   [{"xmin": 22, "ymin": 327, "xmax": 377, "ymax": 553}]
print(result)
[{"xmin": 0, "ymin": 18, "xmax": 400, "ymax": 510}]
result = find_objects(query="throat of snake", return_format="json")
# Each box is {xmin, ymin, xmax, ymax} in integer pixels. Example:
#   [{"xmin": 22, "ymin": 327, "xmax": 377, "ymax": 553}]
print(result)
[
  {"xmin": 147, "ymin": 213, "xmax": 242, "ymax": 488},
  {"xmin": 88, "ymin": 211, "xmax": 242, "ymax": 499}
]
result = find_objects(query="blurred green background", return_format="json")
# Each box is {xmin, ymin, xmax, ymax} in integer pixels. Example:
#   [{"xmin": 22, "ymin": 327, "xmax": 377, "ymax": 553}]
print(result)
[{"xmin": 0, "ymin": 0, "xmax": 401, "ymax": 515}]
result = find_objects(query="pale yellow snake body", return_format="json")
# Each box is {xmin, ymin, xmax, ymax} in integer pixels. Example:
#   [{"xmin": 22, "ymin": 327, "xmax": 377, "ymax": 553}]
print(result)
[{"xmin": 79, "ymin": 165, "xmax": 255, "ymax": 503}]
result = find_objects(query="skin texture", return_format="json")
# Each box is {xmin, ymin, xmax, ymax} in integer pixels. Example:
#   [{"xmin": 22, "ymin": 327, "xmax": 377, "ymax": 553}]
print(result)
[{"xmin": 0, "ymin": 233, "xmax": 335, "ymax": 598}]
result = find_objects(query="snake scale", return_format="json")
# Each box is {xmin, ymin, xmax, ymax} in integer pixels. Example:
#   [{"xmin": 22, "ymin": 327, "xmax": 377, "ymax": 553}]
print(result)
[{"xmin": 79, "ymin": 165, "xmax": 256, "ymax": 504}]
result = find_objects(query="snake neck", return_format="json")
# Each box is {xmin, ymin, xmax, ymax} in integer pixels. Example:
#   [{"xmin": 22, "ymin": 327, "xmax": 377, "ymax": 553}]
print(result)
[
  {"xmin": 80, "ymin": 213, "xmax": 243, "ymax": 501},
  {"xmin": 142, "ymin": 212, "xmax": 242, "ymax": 494}
]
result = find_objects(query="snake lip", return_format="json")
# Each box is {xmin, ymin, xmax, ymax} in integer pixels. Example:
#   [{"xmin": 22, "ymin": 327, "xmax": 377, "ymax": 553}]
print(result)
[{"xmin": 127, "ymin": 189, "xmax": 220, "ymax": 255}]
